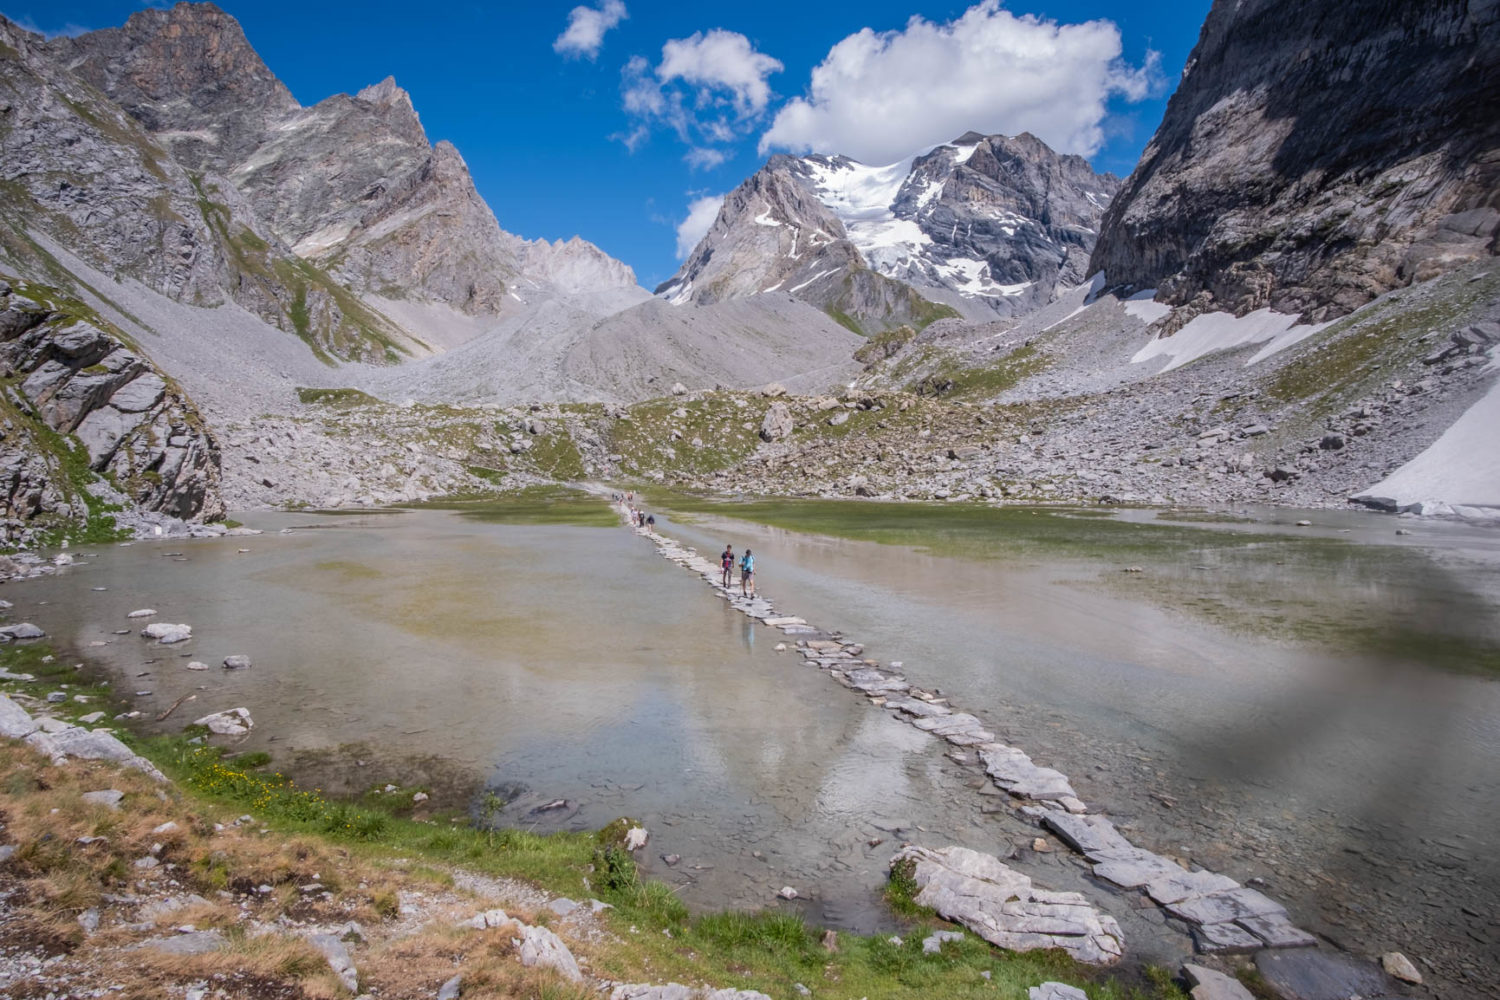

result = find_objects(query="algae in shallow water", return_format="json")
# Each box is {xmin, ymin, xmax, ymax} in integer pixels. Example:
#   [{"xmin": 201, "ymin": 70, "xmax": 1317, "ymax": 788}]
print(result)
[
  {"xmin": 652, "ymin": 493, "xmax": 1500, "ymax": 676},
  {"xmin": 421, "ymin": 486, "xmax": 616, "ymax": 527}
]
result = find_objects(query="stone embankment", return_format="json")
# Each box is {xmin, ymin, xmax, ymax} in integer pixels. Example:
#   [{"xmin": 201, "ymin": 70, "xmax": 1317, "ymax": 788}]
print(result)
[{"xmin": 616, "ymin": 499, "xmax": 1413, "ymax": 996}]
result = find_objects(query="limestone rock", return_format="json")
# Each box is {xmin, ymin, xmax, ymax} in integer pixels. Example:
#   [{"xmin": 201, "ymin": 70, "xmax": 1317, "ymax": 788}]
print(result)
[
  {"xmin": 81, "ymin": 789, "xmax": 125, "ymax": 810},
  {"xmin": 516, "ymin": 924, "xmax": 582, "ymax": 982},
  {"xmin": 192, "ymin": 707, "xmax": 253, "ymax": 736},
  {"xmin": 307, "ymin": 932, "xmax": 358, "ymax": 993},
  {"xmin": 0, "ymin": 623, "xmax": 46, "ymax": 640},
  {"xmin": 1029, "ymin": 985, "xmax": 1089, "ymax": 1000},
  {"xmin": 759, "ymin": 402, "xmax": 793, "ymax": 442},
  {"xmin": 0, "ymin": 694, "xmax": 38, "ymax": 739},
  {"xmin": 1182, "ymin": 965, "xmax": 1255, "ymax": 1000},
  {"xmin": 1381, "ymin": 951, "xmax": 1422, "ymax": 984},
  {"xmin": 142, "ymin": 623, "xmax": 192, "ymax": 643},
  {"xmin": 891, "ymin": 844, "xmax": 1124, "ymax": 964}
]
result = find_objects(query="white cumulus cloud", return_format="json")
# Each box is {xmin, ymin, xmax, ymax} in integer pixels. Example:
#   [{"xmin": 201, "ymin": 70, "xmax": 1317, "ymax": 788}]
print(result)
[
  {"xmin": 618, "ymin": 30, "xmax": 782, "ymax": 165},
  {"xmin": 684, "ymin": 147, "xmax": 729, "ymax": 171},
  {"xmin": 554, "ymin": 0, "xmax": 628, "ymax": 59},
  {"xmin": 658, "ymin": 30, "xmax": 783, "ymax": 117},
  {"xmin": 760, "ymin": 0, "xmax": 1160, "ymax": 165},
  {"xmin": 676, "ymin": 194, "xmax": 725, "ymax": 259}
]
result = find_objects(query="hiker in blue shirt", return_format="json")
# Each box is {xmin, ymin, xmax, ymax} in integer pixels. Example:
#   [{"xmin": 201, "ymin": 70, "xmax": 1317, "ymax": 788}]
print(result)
[{"xmin": 740, "ymin": 549, "xmax": 755, "ymax": 597}]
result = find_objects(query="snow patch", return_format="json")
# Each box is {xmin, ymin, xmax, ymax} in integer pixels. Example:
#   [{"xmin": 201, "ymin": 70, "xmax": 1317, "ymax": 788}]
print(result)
[
  {"xmin": 1123, "ymin": 289, "xmax": 1172, "ymax": 325},
  {"xmin": 1132, "ymin": 308, "xmax": 1330, "ymax": 373},
  {"xmin": 789, "ymin": 268, "xmax": 838, "ymax": 294},
  {"xmin": 1354, "ymin": 376, "xmax": 1500, "ymax": 514},
  {"xmin": 754, "ymin": 210, "xmax": 782, "ymax": 227},
  {"xmin": 948, "ymin": 141, "xmax": 980, "ymax": 165}
]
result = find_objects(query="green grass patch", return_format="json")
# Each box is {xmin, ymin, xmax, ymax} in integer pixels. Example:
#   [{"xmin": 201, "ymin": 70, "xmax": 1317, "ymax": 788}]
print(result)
[{"xmin": 296, "ymin": 387, "xmax": 380, "ymax": 407}]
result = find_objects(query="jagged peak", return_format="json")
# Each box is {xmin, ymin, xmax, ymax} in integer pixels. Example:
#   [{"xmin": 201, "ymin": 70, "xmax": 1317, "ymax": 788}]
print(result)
[{"xmin": 357, "ymin": 76, "xmax": 413, "ymax": 111}]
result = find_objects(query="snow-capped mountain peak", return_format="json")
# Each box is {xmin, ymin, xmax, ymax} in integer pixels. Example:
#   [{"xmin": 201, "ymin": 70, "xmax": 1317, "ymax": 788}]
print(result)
[{"xmin": 660, "ymin": 132, "xmax": 1120, "ymax": 330}]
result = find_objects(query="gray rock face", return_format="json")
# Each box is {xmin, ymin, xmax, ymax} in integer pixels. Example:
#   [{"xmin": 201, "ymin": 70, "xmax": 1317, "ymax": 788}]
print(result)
[
  {"xmin": 891, "ymin": 844, "xmax": 1124, "ymax": 965},
  {"xmin": 516, "ymin": 923, "xmax": 582, "ymax": 982},
  {"xmin": 0, "ymin": 282, "xmax": 224, "ymax": 533},
  {"xmin": 1090, "ymin": 0, "xmax": 1500, "ymax": 322},
  {"xmin": 659, "ymin": 132, "xmax": 1118, "ymax": 331},
  {"xmin": 48, "ymin": 6, "xmax": 518, "ymax": 327}
]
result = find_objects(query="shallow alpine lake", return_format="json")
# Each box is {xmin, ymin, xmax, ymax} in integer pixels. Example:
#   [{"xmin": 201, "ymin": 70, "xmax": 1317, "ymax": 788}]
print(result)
[{"xmin": 10, "ymin": 491, "xmax": 1499, "ymax": 985}]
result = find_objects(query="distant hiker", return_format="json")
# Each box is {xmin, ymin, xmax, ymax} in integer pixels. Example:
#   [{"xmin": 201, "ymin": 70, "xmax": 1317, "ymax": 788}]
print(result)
[
  {"xmin": 721, "ymin": 544, "xmax": 734, "ymax": 588},
  {"xmin": 740, "ymin": 549, "xmax": 755, "ymax": 597},
  {"xmin": 646, "ymin": 514, "xmax": 655, "ymax": 527}
]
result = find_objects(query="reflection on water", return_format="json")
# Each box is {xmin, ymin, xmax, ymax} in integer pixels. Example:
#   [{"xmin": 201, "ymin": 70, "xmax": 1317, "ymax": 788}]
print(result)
[
  {"xmin": 4, "ymin": 507, "xmax": 1054, "ymax": 933},
  {"xmin": 9, "ymin": 497, "xmax": 1499, "ymax": 981},
  {"xmin": 652, "ymin": 497, "xmax": 1500, "ymax": 990}
]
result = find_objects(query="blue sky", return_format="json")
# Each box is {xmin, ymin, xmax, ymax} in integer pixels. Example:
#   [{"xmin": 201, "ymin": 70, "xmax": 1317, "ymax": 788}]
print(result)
[{"xmin": 6, "ymin": 1, "xmax": 1212, "ymax": 289}]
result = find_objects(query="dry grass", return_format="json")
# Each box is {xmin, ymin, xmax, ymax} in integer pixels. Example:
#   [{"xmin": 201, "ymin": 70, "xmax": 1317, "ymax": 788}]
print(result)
[{"xmin": 0, "ymin": 742, "xmax": 589, "ymax": 999}]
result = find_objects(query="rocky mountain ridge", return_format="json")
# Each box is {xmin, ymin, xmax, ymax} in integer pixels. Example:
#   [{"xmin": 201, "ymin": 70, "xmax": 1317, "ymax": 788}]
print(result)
[
  {"xmin": 50, "ymin": 5, "xmax": 516, "ymax": 324},
  {"xmin": 659, "ymin": 132, "xmax": 1119, "ymax": 333},
  {"xmin": 1089, "ymin": 0, "xmax": 1500, "ymax": 326}
]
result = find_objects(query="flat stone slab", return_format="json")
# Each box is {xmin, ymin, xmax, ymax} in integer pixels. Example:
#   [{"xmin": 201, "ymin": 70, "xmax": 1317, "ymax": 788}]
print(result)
[
  {"xmin": 1030, "ymin": 985, "xmax": 1089, "ymax": 1000},
  {"xmin": 883, "ymin": 697, "xmax": 952, "ymax": 718},
  {"xmin": 1254, "ymin": 948, "xmax": 1401, "ymax": 1000},
  {"xmin": 892, "ymin": 844, "xmax": 1123, "ymax": 965},
  {"xmin": 24, "ymin": 726, "xmax": 166, "ymax": 781},
  {"xmin": 1192, "ymin": 920, "xmax": 1262, "ymax": 954},
  {"xmin": 1167, "ymin": 887, "xmax": 1285, "ymax": 926},
  {"xmin": 1237, "ymin": 911, "xmax": 1318, "ymax": 948},
  {"xmin": 844, "ymin": 668, "xmax": 910, "ymax": 695},
  {"xmin": 1041, "ymin": 813, "xmax": 1133, "ymax": 856},
  {"xmin": 983, "ymin": 745, "xmax": 1077, "ymax": 800},
  {"xmin": 1091, "ymin": 849, "xmax": 1185, "ymax": 888},
  {"xmin": 1144, "ymin": 869, "xmax": 1241, "ymax": 906},
  {"xmin": 135, "ymin": 930, "xmax": 226, "ymax": 955},
  {"xmin": 913, "ymin": 713, "xmax": 994, "ymax": 744},
  {"xmin": 1183, "ymin": 964, "xmax": 1255, "ymax": 1000}
]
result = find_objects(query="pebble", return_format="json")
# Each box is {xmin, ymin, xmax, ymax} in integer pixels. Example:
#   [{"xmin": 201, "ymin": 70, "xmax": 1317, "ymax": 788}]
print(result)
[{"xmin": 1382, "ymin": 951, "xmax": 1423, "ymax": 984}]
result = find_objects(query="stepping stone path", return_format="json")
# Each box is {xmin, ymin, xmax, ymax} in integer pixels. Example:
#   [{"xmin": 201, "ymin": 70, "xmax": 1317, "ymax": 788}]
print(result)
[{"xmin": 615, "ymin": 499, "xmax": 1325, "ymax": 961}]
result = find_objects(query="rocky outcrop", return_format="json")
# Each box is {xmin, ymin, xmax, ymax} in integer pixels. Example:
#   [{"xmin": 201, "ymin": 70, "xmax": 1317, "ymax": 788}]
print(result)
[
  {"xmin": 52, "ymin": 4, "xmax": 522, "ymax": 318},
  {"xmin": 1089, "ymin": 0, "xmax": 1500, "ymax": 322},
  {"xmin": 891, "ymin": 843, "xmax": 1125, "ymax": 964},
  {"xmin": 0, "ymin": 277, "xmax": 223, "ymax": 541},
  {"xmin": 0, "ymin": 11, "xmax": 420, "ymax": 365},
  {"xmin": 659, "ymin": 132, "xmax": 1118, "ymax": 331}
]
